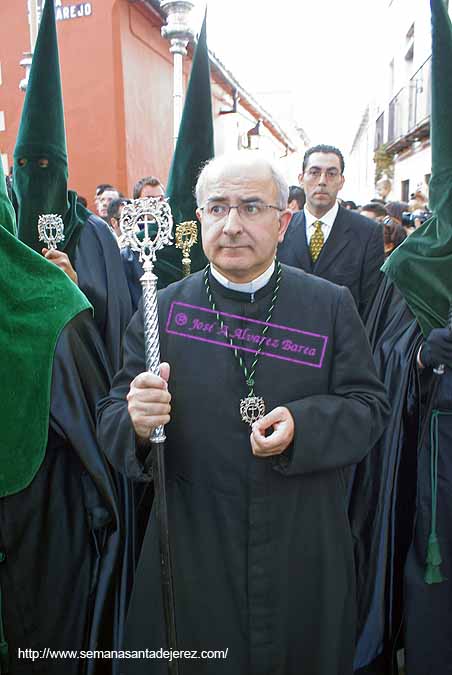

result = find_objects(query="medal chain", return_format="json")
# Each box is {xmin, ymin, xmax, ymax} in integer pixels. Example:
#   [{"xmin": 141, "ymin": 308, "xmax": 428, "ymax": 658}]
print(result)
[{"xmin": 203, "ymin": 262, "xmax": 282, "ymax": 398}]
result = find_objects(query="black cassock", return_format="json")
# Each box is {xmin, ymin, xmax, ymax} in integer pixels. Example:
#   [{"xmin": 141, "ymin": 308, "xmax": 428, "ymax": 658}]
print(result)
[
  {"xmin": 97, "ymin": 265, "xmax": 389, "ymax": 675},
  {"xmin": 350, "ymin": 278, "xmax": 422, "ymax": 673},
  {"xmin": 404, "ymin": 370, "xmax": 452, "ymax": 674},
  {"xmin": 0, "ymin": 311, "xmax": 126, "ymax": 675},
  {"xmin": 353, "ymin": 281, "xmax": 452, "ymax": 674},
  {"xmin": 74, "ymin": 215, "xmax": 150, "ymax": 623},
  {"xmin": 121, "ymin": 247, "xmax": 143, "ymax": 314},
  {"xmin": 74, "ymin": 214, "xmax": 133, "ymax": 373}
]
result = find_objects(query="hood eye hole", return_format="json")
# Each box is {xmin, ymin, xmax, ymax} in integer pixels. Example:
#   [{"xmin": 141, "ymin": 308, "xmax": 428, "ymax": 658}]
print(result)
[
  {"xmin": 38, "ymin": 158, "xmax": 49, "ymax": 168},
  {"xmin": 18, "ymin": 158, "xmax": 27, "ymax": 167}
]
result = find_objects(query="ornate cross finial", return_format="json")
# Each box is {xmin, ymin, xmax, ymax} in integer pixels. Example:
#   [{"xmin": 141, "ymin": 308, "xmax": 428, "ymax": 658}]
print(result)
[
  {"xmin": 175, "ymin": 220, "xmax": 198, "ymax": 277},
  {"xmin": 120, "ymin": 197, "xmax": 173, "ymax": 273},
  {"xmin": 38, "ymin": 214, "xmax": 65, "ymax": 250}
]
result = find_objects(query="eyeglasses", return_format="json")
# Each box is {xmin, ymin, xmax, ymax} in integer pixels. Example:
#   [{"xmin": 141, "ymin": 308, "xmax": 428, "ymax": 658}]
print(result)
[
  {"xmin": 142, "ymin": 194, "xmax": 165, "ymax": 201},
  {"xmin": 200, "ymin": 201, "xmax": 283, "ymax": 221},
  {"xmin": 305, "ymin": 168, "xmax": 341, "ymax": 180}
]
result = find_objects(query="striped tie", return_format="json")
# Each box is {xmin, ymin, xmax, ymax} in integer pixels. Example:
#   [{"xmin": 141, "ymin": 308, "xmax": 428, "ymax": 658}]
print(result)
[{"xmin": 309, "ymin": 220, "xmax": 324, "ymax": 262}]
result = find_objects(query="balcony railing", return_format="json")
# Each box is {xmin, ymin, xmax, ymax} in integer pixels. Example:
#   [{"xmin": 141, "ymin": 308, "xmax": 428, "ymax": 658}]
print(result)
[
  {"xmin": 376, "ymin": 56, "xmax": 432, "ymax": 151},
  {"xmin": 387, "ymin": 87, "xmax": 409, "ymax": 144},
  {"xmin": 408, "ymin": 56, "xmax": 431, "ymax": 130}
]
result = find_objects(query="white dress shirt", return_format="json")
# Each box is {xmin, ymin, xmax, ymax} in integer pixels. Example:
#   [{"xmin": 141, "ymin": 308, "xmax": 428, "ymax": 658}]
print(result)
[
  {"xmin": 304, "ymin": 201, "xmax": 339, "ymax": 244},
  {"xmin": 210, "ymin": 261, "xmax": 275, "ymax": 294}
]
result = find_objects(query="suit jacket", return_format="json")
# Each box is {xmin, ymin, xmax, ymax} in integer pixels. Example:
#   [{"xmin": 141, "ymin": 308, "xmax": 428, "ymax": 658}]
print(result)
[{"xmin": 278, "ymin": 206, "xmax": 384, "ymax": 320}]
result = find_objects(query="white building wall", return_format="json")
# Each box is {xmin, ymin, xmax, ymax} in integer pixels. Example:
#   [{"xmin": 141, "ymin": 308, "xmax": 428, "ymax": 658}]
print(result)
[
  {"xmin": 212, "ymin": 85, "xmax": 292, "ymax": 160},
  {"xmin": 347, "ymin": 105, "xmax": 379, "ymax": 205},
  {"xmin": 211, "ymin": 84, "xmax": 305, "ymax": 189},
  {"xmin": 348, "ymin": 0, "xmax": 450, "ymax": 203},
  {"xmin": 386, "ymin": 0, "xmax": 431, "ymax": 98},
  {"xmin": 392, "ymin": 142, "xmax": 431, "ymax": 201}
]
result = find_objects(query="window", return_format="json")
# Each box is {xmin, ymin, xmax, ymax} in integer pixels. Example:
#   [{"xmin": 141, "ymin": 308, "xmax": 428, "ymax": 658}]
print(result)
[
  {"xmin": 375, "ymin": 112, "xmax": 385, "ymax": 150},
  {"xmin": 405, "ymin": 23, "xmax": 414, "ymax": 68},
  {"xmin": 401, "ymin": 179, "xmax": 410, "ymax": 202},
  {"xmin": 0, "ymin": 112, "xmax": 5, "ymax": 132}
]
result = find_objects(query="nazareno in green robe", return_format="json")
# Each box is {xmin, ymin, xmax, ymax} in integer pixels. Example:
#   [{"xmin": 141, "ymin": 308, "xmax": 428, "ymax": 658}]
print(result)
[
  {"xmin": 0, "ymin": 150, "xmax": 130, "ymax": 674},
  {"xmin": 97, "ymin": 264, "xmax": 389, "ymax": 675},
  {"xmin": 0, "ymin": 311, "xmax": 126, "ymax": 675}
]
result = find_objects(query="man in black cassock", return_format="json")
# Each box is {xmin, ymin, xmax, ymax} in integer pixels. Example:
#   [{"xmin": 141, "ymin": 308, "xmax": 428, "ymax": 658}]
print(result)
[
  {"xmin": 0, "ymin": 159, "xmax": 126, "ymax": 674},
  {"xmin": 97, "ymin": 153, "xmax": 389, "ymax": 675}
]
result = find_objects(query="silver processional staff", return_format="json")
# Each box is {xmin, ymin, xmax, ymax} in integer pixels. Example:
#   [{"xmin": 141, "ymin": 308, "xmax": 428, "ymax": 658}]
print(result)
[{"xmin": 120, "ymin": 196, "xmax": 179, "ymax": 675}]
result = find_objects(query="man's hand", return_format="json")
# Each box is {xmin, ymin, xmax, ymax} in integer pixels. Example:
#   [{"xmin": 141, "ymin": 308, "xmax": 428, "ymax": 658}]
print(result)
[
  {"xmin": 42, "ymin": 248, "xmax": 78, "ymax": 285},
  {"xmin": 419, "ymin": 327, "xmax": 452, "ymax": 369},
  {"xmin": 250, "ymin": 406, "xmax": 295, "ymax": 457},
  {"xmin": 127, "ymin": 363, "xmax": 171, "ymax": 440}
]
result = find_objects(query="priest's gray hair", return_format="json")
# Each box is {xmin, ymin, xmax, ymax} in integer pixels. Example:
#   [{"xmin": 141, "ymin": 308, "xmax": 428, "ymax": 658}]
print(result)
[{"xmin": 195, "ymin": 153, "xmax": 289, "ymax": 211}]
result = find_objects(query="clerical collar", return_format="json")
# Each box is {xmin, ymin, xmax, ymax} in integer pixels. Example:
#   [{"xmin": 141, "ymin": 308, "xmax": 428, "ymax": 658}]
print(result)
[{"xmin": 209, "ymin": 261, "xmax": 276, "ymax": 294}]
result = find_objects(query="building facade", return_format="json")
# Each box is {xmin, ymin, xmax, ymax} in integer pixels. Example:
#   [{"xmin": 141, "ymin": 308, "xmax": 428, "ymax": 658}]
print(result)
[
  {"xmin": 0, "ymin": 0, "xmax": 299, "ymax": 209},
  {"xmin": 348, "ymin": 0, "xmax": 451, "ymax": 204}
]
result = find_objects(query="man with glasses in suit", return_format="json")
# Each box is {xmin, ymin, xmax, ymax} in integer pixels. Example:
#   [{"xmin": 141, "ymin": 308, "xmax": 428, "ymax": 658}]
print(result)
[{"xmin": 278, "ymin": 144, "xmax": 384, "ymax": 321}]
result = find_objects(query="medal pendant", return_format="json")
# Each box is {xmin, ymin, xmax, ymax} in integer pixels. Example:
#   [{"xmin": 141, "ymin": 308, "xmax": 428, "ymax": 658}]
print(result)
[{"xmin": 240, "ymin": 396, "xmax": 265, "ymax": 426}]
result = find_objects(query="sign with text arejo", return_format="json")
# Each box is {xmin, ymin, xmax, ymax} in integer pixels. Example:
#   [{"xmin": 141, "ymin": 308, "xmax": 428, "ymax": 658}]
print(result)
[
  {"xmin": 55, "ymin": 0, "xmax": 93, "ymax": 21},
  {"xmin": 35, "ymin": 1, "xmax": 93, "ymax": 22}
]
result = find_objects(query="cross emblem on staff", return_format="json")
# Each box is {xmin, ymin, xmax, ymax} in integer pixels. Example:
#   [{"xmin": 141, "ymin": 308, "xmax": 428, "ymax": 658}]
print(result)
[
  {"xmin": 140, "ymin": 211, "xmax": 156, "ymax": 243},
  {"xmin": 38, "ymin": 214, "xmax": 65, "ymax": 250},
  {"xmin": 120, "ymin": 197, "xmax": 173, "ymax": 272}
]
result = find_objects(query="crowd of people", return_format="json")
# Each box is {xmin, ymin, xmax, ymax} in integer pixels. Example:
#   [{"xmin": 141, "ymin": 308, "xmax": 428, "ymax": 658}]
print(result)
[
  {"xmin": 4, "ymin": 136, "xmax": 452, "ymax": 675},
  {"xmin": 72, "ymin": 167, "xmax": 428, "ymax": 323}
]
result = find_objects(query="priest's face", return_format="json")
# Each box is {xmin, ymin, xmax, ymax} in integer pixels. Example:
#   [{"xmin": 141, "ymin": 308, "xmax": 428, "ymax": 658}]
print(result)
[{"xmin": 197, "ymin": 164, "xmax": 291, "ymax": 283}]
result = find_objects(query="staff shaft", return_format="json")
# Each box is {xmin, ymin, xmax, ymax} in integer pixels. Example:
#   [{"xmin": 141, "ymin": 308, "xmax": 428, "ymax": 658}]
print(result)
[{"xmin": 142, "ymin": 270, "xmax": 179, "ymax": 675}]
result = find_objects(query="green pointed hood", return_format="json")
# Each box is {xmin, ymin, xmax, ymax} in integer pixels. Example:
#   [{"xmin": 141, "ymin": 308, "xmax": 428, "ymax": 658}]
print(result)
[
  {"xmin": 0, "ymin": 162, "xmax": 16, "ymax": 237},
  {"xmin": 382, "ymin": 0, "xmax": 452, "ymax": 336},
  {"xmin": 13, "ymin": 0, "xmax": 83, "ymax": 259},
  {"xmin": 155, "ymin": 11, "xmax": 214, "ymax": 287},
  {"xmin": 0, "ymin": 151, "xmax": 90, "ymax": 497}
]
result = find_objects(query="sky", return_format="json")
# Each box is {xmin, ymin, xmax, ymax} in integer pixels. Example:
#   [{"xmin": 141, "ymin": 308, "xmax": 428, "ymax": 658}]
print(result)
[{"xmin": 192, "ymin": 0, "xmax": 384, "ymax": 154}]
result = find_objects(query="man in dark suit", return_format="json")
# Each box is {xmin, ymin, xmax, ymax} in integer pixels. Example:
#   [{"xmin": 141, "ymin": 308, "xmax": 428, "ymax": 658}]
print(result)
[{"xmin": 278, "ymin": 144, "xmax": 384, "ymax": 320}]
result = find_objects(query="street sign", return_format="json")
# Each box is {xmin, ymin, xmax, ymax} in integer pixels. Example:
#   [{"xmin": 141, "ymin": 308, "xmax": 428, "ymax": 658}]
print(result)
[
  {"xmin": 32, "ymin": 1, "xmax": 93, "ymax": 23},
  {"xmin": 55, "ymin": 1, "xmax": 93, "ymax": 21}
]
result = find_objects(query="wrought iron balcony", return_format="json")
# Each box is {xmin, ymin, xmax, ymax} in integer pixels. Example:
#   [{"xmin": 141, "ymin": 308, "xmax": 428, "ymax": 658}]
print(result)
[
  {"xmin": 408, "ymin": 56, "xmax": 431, "ymax": 131},
  {"xmin": 387, "ymin": 87, "xmax": 409, "ymax": 144},
  {"xmin": 375, "ymin": 56, "xmax": 431, "ymax": 154}
]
